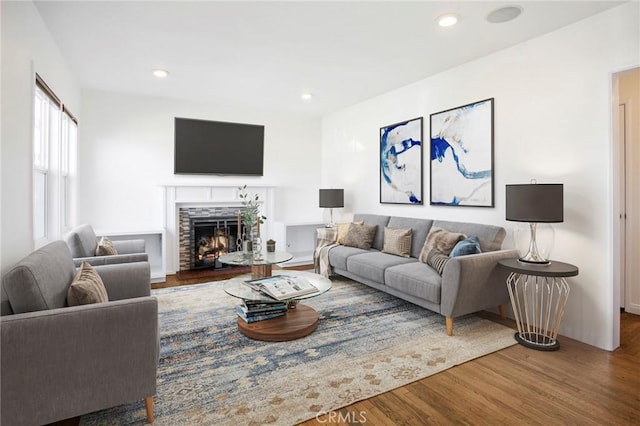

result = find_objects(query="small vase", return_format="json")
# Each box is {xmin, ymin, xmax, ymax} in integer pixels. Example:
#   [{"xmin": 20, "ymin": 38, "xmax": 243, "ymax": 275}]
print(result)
[
  {"xmin": 249, "ymin": 227, "xmax": 263, "ymax": 261},
  {"xmin": 266, "ymin": 242, "xmax": 276, "ymax": 253}
]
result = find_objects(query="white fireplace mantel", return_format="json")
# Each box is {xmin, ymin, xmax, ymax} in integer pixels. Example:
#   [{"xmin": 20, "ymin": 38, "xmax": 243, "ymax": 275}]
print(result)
[{"xmin": 161, "ymin": 184, "xmax": 275, "ymax": 274}]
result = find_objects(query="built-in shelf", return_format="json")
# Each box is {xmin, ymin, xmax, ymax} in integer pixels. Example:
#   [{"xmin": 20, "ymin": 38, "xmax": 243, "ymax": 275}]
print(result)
[
  {"xmin": 95, "ymin": 228, "xmax": 166, "ymax": 283},
  {"xmin": 272, "ymin": 221, "xmax": 324, "ymax": 266}
]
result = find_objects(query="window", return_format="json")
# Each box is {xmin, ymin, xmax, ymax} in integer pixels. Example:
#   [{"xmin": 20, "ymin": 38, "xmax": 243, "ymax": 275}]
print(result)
[{"xmin": 33, "ymin": 75, "xmax": 77, "ymax": 246}]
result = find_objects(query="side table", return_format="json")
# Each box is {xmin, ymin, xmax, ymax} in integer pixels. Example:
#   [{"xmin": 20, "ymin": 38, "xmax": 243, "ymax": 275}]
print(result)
[{"xmin": 498, "ymin": 258, "xmax": 578, "ymax": 351}]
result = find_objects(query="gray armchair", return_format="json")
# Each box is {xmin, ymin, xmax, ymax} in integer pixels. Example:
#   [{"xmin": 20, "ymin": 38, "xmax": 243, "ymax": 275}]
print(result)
[
  {"xmin": 1, "ymin": 240, "xmax": 157, "ymax": 425},
  {"xmin": 64, "ymin": 223, "xmax": 149, "ymax": 267}
]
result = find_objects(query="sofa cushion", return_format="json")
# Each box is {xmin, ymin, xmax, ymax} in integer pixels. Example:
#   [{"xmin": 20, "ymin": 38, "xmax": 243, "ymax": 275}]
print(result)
[
  {"xmin": 344, "ymin": 223, "xmax": 377, "ymax": 250},
  {"xmin": 64, "ymin": 224, "xmax": 98, "ymax": 258},
  {"xmin": 426, "ymin": 250, "xmax": 450, "ymax": 274},
  {"xmin": 353, "ymin": 214, "xmax": 390, "ymax": 251},
  {"xmin": 2, "ymin": 241, "xmax": 76, "ymax": 313},
  {"xmin": 67, "ymin": 262, "xmax": 109, "ymax": 306},
  {"xmin": 433, "ymin": 220, "xmax": 506, "ymax": 252},
  {"xmin": 387, "ymin": 216, "xmax": 433, "ymax": 258},
  {"xmin": 384, "ymin": 262, "xmax": 442, "ymax": 304},
  {"xmin": 336, "ymin": 221, "xmax": 364, "ymax": 245},
  {"xmin": 418, "ymin": 227, "xmax": 466, "ymax": 262},
  {"xmin": 328, "ymin": 245, "xmax": 369, "ymax": 271},
  {"xmin": 450, "ymin": 236, "xmax": 482, "ymax": 257},
  {"xmin": 347, "ymin": 252, "xmax": 416, "ymax": 284},
  {"xmin": 382, "ymin": 227, "xmax": 412, "ymax": 257},
  {"xmin": 96, "ymin": 236, "xmax": 118, "ymax": 256}
]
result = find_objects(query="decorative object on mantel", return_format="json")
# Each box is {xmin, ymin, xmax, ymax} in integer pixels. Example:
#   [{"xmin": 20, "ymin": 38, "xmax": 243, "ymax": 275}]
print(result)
[
  {"xmin": 430, "ymin": 98, "xmax": 494, "ymax": 207},
  {"xmin": 380, "ymin": 117, "xmax": 423, "ymax": 204},
  {"xmin": 266, "ymin": 239, "xmax": 276, "ymax": 252},
  {"xmin": 319, "ymin": 188, "xmax": 344, "ymax": 227},
  {"xmin": 505, "ymin": 180, "xmax": 563, "ymax": 264},
  {"xmin": 238, "ymin": 185, "xmax": 267, "ymax": 260}
]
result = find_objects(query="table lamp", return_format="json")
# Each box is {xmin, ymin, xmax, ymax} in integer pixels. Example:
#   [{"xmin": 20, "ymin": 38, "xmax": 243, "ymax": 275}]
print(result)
[
  {"xmin": 319, "ymin": 189, "xmax": 344, "ymax": 227},
  {"xmin": 505, "ymin": 182, "xmax": 563, "ymax": 264}
]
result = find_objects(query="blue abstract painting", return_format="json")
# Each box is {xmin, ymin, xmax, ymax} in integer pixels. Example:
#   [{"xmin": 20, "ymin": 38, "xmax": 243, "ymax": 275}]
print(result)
[
  {"xmin": 380, "ymin": 117, "xmax": 423, "ymax": 204},
  {"xmin": 430, "ymin": 98, "xmax": 494, "ymax": 207}
]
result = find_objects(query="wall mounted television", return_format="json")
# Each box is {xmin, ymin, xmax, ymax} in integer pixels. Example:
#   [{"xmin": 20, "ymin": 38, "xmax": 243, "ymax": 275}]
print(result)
[{"xmin": 174, "ymin": 117, "xmax": 265, "ymax": 175}]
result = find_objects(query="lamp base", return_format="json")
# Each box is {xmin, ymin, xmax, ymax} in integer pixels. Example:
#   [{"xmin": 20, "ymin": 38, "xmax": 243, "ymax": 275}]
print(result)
[
  {"xmin": 513, "ymin": 222, "xmax": 555, "ymax": 265},
  {"xmin": 517, "ymin": 258, "xmax": 551, "ymax": 265}
]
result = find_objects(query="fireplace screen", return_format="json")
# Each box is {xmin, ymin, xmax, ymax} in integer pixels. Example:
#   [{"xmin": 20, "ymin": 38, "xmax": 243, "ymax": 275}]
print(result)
[{"xmin": 192, "ymin": 217, "xmax": 240, "ymax": 269}]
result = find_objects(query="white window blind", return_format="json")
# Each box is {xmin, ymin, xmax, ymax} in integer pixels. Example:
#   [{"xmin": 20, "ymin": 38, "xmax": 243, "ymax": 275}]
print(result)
[{"xmin": 33, "ymin": 74, "xmax": 77, "ymax": 246}]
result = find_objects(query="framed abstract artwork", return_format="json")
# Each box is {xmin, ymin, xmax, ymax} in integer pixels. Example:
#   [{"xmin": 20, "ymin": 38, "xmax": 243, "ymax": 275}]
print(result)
[
  {"xmin": 380, "ymin": 117, "xmax": 423, "ymax": 204},
  {"xmin": 430, "ymin": 98, "xmax": 494, "ymax": 207}
]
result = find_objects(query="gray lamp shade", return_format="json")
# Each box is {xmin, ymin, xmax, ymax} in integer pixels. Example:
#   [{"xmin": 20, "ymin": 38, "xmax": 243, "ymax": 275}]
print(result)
[
  {"xmin": 506, "ymin": 184, "xmax": 563, "ymax": 223},
  {"xmin": 319, "ymin": 189, "xmax": 344, "ymax": 208}
]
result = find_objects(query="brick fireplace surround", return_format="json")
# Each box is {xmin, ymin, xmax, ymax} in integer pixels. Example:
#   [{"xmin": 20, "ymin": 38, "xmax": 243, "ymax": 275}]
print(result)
[{"xmin": 162, "ymin": 184, "xmax": 274, "ymax": 275}]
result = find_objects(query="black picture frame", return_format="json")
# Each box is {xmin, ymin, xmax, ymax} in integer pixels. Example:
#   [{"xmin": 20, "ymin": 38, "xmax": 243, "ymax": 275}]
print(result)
[{"xmin": 429, "ymin": 98, "xmax": 494, "ymax": 207}]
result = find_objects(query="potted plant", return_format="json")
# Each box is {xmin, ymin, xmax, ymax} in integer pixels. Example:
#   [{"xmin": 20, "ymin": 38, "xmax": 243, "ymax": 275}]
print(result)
[
  {"xmin": 266, "ymin": 239, "xmax": 276, "ymax": 252},
  {"xmin": 238, "ymin": 185, "xmax": 266, "ymax": 257}
]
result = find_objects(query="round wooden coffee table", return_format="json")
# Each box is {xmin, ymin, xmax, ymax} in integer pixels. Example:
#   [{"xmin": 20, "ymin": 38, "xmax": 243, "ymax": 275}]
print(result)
[
  {"xmin": 236, "ymin": 304, "xmax": 319, "ymax": 342},
  {"xmin": 223, "ymin": 270, "xmax": 332, "ymax": 342}
]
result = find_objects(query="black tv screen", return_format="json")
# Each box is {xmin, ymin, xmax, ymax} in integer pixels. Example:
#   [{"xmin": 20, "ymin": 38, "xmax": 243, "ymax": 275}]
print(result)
[{"xmin": 174, "ymin": 117, "xmax": 264, "ymax": 175}]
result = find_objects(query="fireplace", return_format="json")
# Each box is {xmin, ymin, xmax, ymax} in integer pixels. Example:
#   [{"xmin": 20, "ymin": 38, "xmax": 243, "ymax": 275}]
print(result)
[
  {"xmin": 192, "ymin": 216, "xmax": 239, "ymax": 270},
  {"xmin": 178, "ymin": 206, "xmax": 248, "ymax": 272},
  {"xmin": 163, "ymin": 185, "xmax": 273, "ymax": 274}
]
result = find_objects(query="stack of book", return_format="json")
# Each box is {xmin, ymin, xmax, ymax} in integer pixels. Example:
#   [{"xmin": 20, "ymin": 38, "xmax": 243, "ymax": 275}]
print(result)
[{"xmin": 236, "ymin": 300, "xmax": 288, "ymax": 323}]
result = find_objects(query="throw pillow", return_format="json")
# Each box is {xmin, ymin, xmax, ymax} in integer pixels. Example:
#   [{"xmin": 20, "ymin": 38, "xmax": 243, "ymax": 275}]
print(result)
[
  {"xmin": 426, "ymin": 249, "xmax": 450, "ymax": 275},
  {"xmin": 344, "ymin": 223, "xmax": 377, "ymax": 250},
  {"xmin": 418, "ymin": 227, "xmax": 466, "ymax": 262},
  {"xmin": 67, "ymin": 261, "xmax": 109, "ymax": 306},
  {"xmin": 382, "ymin": 227, "xmax": 412, "ymax": 257},
  {"xmin": 336, "ymin": 221, "xmax": 364, "ymax": 245},
  {"xmin": 95, "ymin": 236, "xmax": 117, "ymax": 256},
  {"xmin": 450, "ymin": 236, "xmax": 482, "ymax": 257}
]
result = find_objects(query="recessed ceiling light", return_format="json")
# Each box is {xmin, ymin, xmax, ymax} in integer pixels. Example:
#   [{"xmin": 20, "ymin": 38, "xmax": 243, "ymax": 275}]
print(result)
[
  {"xmin": 153, "ymin": 69, "xmax": 169, "ymax": 78},
  {"xmin": 487, "ymin": 6, "xmax": 522, "ymax": 23},
  {"xmin": 301, "ymin": 93, "xmax": 313, "ymax": 100},
  {"xmin": 437, "ymin": 14, "xmax": 458, "ymax": 27}
]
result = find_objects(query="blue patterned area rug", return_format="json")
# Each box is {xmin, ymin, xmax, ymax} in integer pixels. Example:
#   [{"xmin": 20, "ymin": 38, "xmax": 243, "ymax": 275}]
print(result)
[{"xmin": 81, "ymin": 277, "xmax": 515, "ymax": 425}]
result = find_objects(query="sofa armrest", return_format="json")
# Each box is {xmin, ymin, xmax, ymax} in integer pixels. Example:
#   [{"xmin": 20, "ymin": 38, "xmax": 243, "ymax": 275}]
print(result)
[
  {"xmin": 94, "ymin": 262, "xmax": 151, "ymax": 300},
  {"xmin": 72, "ymin": 252, "xmax": 149, "ymax": 267},
  {"xmin": 440, "ymin": 249, "xmax": 518, "ymax": 318},
  {"xmin": 111, "ymin": 239, "xmax": 146, "ymax": 255},
  {"xmin": 0, "ymin": 297, "xmax": 158, "ymax": 426}
]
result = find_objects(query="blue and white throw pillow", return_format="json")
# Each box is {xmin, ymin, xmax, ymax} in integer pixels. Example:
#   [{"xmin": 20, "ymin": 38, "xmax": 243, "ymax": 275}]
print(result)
[{"xmin": 450, "ymin": 236, "xmax": 482, "ymax": 257}]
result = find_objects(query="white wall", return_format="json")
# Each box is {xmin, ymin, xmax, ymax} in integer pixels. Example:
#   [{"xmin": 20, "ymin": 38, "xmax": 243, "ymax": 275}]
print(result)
[
  {"xmin": 0, "ymin": 1, "xmax": 81, "ymax": 275},
  {"xmin": 78, "ymin": 90, "xmax": 322, "ymax": 232},
  {"xmin": 321, "ymin": 2, "xmax": 640, "ymax": 350}
]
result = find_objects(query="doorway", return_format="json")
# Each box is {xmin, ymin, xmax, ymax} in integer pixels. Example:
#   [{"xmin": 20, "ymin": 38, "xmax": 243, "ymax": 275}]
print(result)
[{"xmin": 614, "ymin": 67, "xmax": 640, "ymax": 319}]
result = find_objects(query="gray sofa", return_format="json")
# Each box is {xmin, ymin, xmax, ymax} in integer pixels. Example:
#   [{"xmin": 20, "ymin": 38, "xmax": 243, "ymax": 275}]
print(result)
[
  {"xmin": 0, "ymin": 241, "xmax": 158, "ymax": 425},
  {"xmin": 64, "ymin": 223, "xmax": 149, "ymax": 267},
  {"xmin": 328, "ymin": 214, "xmax": 517, "ymax": 335}
]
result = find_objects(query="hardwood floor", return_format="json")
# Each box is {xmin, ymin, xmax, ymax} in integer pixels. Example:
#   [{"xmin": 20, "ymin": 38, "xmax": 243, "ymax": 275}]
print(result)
[
  {"xmin": 52, "ymin": 270, "xmax": 640, "ymax": 425},
  {"xmin": 302, "ymin": 310, "xmax": 640, "ymax": 426}
]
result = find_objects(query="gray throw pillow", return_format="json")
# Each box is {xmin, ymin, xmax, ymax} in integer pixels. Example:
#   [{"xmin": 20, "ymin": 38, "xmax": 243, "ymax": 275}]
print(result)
[
  {"xmin": 382, "ymin": 227, "xmax": 412, "ymax": 257},
  {"xmin": 95, "ymin": 236, "xmax": 118, "ymax": 256},
  {"xmin": 344, "ymin": 223, "xmax": 377, "ymax": 250},
  {"xmin": 67, "ymin": 261, "xmax": 109, "ymax": 306}
]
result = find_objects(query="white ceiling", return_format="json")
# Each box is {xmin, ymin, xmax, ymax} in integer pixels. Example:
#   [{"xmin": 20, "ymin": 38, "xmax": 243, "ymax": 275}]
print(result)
[{"xmin": 34, "ymin": 1, "xmax": 624, "ymax": 117}]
